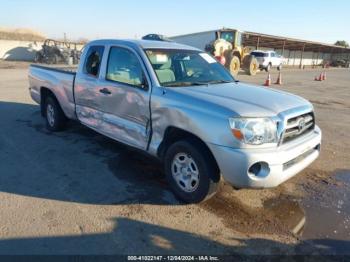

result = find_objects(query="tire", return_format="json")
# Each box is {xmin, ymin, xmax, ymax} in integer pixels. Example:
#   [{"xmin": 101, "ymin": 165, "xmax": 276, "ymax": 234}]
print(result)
[
  {"xmin": 34, "ymin": 52, "xmax": 42, "ymax": 63},
  {"xmin": 44, "ymin": 96, "xmax": 67, "ymax": 132},
  {"xmin": 243, "ymin": 56, "xmax": 258, "ymax": 76},
  {"xmin": 266, "ymin": 63, "xmax": 271, "ymax": 72},
  {"xmin": 52, "ymin": 54, "xmax": 59, "ymax": 64},
  {"xmin": 164, "ymin": 139, "xmax": 220, "ymax": 203},
  {"xmin": 228, "ymin": 56, "xmax": 240, "ymax": 76}
]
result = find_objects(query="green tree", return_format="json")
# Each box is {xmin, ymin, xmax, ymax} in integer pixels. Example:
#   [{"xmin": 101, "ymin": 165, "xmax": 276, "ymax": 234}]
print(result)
[{"xmin": 334, "ymin": 40, "xmax": 349, "ymax": 48}]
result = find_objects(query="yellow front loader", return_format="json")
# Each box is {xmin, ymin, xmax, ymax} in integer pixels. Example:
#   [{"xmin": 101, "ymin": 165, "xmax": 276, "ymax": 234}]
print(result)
[{"xmin": 205, "ymin": 29, "xmax": 258, "ymax": 76}]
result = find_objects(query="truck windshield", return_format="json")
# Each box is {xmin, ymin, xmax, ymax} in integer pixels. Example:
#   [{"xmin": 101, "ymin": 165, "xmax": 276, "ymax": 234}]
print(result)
[
  {"xmin": 220, "ymin": 31, "xmax": 235, "ymax": 43},
  {"xmin": 145, "ymin": 49, "xmax": 234, "ymax": 87}
]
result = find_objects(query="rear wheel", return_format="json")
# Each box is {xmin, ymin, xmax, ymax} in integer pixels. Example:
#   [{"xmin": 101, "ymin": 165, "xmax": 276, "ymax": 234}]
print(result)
[
  {"xmin": 243, "ymin": 56, "xmax": 259, "ymax": 76},
  {"xmin": 44, "ymin": 96, "xmax": 67, "ymax": 132},
  {"xmin": 164, "ymin": 139, "xmax": 220, "ymax": 203}
]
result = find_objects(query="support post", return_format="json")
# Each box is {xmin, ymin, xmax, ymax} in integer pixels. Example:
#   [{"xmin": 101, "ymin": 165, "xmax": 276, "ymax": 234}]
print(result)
[
  {"xmin": 315, "ymin": 48, "xmax": 320, "ymax": 67},
  {"xmin": 341, "ymin": 49, "xmax": 345, "ymax": 60},
  {"xmin": 330, "ymin": 48, "xmax": 334, "ymax": 61},
  {"xmin": 299, "ymin": 44, "xmax": 306, "ymax": 69},
  {"xmin": 293, "ymin": 50, "xmax": 296, "ymax": 66},
  {"xmin": 282, "ymin": 40, "xmax": 286, "ymax": 57},
  {"xmin": 287, "ymin": 49, "xmax": 291, "ymax": 65}
]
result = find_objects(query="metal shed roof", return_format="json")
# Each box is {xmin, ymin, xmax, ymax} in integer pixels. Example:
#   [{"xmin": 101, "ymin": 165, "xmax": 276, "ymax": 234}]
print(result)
[{"xmin": 242, "ymin": 31, "xmax": 350, "ymax": 54}]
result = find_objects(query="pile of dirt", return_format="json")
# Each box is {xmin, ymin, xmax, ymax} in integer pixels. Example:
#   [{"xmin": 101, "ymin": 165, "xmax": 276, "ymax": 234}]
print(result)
[
  {"xmin": 0, "ymin": 27, "xmax": 45, "ymax": 41},
  {"xmin": 200, "ymin": 183, "xmax": 296, "ymax": 238}
]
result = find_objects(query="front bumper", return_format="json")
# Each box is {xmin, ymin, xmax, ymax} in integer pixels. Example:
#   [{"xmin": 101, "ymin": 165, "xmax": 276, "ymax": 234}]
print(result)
[{"xmin": 208, "ymin": 125, "xmax": 322, "ymax": 188}]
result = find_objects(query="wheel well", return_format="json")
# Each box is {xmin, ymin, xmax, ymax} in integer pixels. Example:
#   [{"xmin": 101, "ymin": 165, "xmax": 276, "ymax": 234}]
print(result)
[
  {"xmin": 232, "ymin": 51, "xmax": 241, "ymax": 62},
  {"xmin": 40, "ymin": 87, "xmax": 59, "ymax": 117},
  {"xmin": 158, "ymin": 127, "xmax": 220, "ymax": 173}
]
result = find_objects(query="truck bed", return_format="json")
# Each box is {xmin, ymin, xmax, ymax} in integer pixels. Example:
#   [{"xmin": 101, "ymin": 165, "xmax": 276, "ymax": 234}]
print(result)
[
  {"xmin": 30, "ymin": 64, "xmax": 77, "ymax": 74},
  {"xmin": 28, "ymin": 64, "xmax": 77, "ymax": 120}
]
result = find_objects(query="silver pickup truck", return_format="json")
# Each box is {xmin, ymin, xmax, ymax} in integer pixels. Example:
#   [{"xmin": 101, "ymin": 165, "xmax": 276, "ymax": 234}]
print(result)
[{"xmin": 29, "ymin": 39, "xmax": 322, "ymax": 203}]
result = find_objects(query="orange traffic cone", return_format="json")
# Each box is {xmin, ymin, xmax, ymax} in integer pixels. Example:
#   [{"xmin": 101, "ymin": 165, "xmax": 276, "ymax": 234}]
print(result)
[
  {"xmin": 318, "ymin": 72, "xmax": 323, "ymax": 81},
  {"xmin": 322, "ymin": 71, "xmax": 326, "ymax": 80},
  {"xmin": 264, "ymin": 73, "xmax": 271, "ymax": 86},
  {"xmin": 275, "ymin": 71, "xmax": 282, "ymax": 85}
]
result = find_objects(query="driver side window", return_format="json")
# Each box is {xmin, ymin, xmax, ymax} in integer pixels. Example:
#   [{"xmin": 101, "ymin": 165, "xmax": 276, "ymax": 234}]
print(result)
[{"xmin": 106, "ymin": 46, "xmax": 145, "ymax": 88}]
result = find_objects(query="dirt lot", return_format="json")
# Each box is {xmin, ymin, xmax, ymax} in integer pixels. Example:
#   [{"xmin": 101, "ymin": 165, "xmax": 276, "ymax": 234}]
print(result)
[{"xmin": 0, "ymin": 61, "xmax": 349, "ymax": 255}]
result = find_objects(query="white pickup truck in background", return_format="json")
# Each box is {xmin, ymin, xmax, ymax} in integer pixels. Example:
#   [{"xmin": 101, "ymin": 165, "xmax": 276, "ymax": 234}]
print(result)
[{"xmin": 251, "ymin": 50, "xmax": 284, "ymax": 71}]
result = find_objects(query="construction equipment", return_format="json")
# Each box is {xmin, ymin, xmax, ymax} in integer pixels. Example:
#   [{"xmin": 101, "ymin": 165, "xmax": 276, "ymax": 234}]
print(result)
[
  {"xmin": 171, "ymin": 28, "xmax": 259, "ymax": 76},
  {"xmin": 34, "ymin": 39, "xmax": 83, "ymax": 65},
  {"xmin": 204, "ymin": 29, "xmax": 259, "ymax": 76}
]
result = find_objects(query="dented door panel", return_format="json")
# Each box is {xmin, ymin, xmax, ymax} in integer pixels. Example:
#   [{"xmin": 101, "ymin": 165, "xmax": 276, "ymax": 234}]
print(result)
[{"xmin": 97, "ymin": 79, "xmax": 151, "ymax": 150}]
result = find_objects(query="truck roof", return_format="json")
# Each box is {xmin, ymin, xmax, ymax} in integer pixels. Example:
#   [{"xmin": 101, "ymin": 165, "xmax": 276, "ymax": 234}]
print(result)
[{"xmin": 86, "ymin": 39, "xmax": 200, "ymax": 51}]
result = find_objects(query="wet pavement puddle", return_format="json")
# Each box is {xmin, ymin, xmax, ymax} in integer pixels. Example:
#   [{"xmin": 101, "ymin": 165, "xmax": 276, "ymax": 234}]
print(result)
[
  {"xmin": 300, "ymin": 169, "xmax": 350, "ymax": 253},
  {"xmin": 264, "ymin": 169, "xmax": 350, "ymax": 253}
]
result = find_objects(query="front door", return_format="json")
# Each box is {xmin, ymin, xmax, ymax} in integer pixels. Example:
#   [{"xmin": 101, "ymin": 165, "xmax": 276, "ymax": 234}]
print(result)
[{"xmin": 97, "ymin": 45, "xmax": 151, "ymax": 150}]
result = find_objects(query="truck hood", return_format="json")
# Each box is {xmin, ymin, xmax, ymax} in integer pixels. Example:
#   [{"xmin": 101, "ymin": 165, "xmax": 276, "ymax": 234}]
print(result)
[{"xmin": 171, "ymin": 82, "xmax": 312, "ymax": 117}]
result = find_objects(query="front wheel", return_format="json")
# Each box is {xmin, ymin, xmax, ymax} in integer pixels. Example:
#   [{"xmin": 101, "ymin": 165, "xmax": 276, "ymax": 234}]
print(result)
[
  {"xmin": 164, "ymin": 140, "xmax": 220, "ymax": 203},
  {"xmin": 228, "ymin": 56, "xmax": 240, "ymax": 77}
]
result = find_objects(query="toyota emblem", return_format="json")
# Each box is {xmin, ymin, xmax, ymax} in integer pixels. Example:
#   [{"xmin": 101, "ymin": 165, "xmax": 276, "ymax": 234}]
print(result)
[{"xmin": 298, "ymin": 118, "xmax": 306, "ymax": 132}]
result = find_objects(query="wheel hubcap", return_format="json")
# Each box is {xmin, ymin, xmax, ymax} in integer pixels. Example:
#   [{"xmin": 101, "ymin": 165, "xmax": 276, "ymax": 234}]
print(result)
[
  {"xmin": 171, "ymin": 153, "xmax": 199, "ymax": 193},
  {"xmin": 47, "ymin": 104, "xmax": 55, "ymax": 127}
]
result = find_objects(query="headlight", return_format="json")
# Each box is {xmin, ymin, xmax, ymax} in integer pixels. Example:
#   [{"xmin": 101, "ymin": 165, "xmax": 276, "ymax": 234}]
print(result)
[{"xmin": 229, "ymin": 118, "xmax": 277, "ymax": 145}]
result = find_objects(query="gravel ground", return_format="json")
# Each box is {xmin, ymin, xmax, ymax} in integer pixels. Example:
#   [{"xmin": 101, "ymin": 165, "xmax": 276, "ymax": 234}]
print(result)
[{"xmin": 0, "ymin": 61, "xmax": 349, "ymax": 255}]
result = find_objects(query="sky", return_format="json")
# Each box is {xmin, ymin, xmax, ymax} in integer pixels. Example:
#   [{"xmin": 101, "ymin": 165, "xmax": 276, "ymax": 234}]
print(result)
[{"xmin": 1, "ymin": 0, "xmax": 349, "ymax": 44}]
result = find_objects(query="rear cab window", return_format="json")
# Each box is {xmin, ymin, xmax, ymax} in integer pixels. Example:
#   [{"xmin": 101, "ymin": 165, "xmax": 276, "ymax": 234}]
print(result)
[{"xmin": 83, "ymin": 46, "xmax": 105, "ymax": 77}]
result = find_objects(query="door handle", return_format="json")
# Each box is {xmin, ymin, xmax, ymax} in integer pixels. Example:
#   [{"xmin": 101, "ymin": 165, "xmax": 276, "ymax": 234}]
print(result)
[{"xmin": 99, "ymin": 88, "xmax": 111, "ymax": 95}]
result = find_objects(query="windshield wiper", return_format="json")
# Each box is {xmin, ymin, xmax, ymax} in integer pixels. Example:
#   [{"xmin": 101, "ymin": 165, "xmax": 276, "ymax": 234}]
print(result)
[
  {"xmin": 206, "ymin": 80, "xmax": 234, "ymax": 84},
  {"xmin": 163, "ymin": 81, "xmax": 207, "ymax": 87}
]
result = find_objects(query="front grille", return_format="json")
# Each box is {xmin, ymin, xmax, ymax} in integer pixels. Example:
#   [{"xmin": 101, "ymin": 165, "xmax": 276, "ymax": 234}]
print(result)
[{"xmin": 282, "ymin": 112, "xmax": 315, "ymax": 144}]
